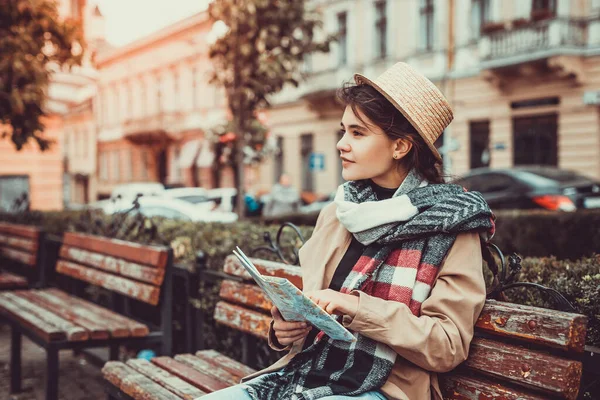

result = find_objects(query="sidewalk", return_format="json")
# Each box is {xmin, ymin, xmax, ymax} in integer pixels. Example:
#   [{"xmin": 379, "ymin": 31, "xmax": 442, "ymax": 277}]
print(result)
[{"xmin": 0, "ymin": 324, "xmax": 105, "ymax": 400}]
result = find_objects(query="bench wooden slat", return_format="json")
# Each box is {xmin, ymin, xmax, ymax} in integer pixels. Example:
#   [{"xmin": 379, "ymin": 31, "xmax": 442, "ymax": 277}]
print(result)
[
  {"xmin": 0, "ymin": 222, "xmax": 40, "ymax": 240},
  {"xmin": 0, "ymin": 272, "xmax": 28, "ymax": 289},
  {"xmin": 174, "ymin": 354, "xmax": 239, "ymax": 387},
  {"xmin": 60, "ymin": 245, "xmax": 165, "ymax": 285},
  {"xmin": 45, "ymin": 288, "xmax": 148, "ymax": 336},
  {"xmin": 56, "ymin": 260, "xmax": 161, "ymax": 305},
  {"xmin": 0, "ymin": 234, "xmax": 38, "ymax": 252},
  {"xmin": 224, "ymin": 255, "xmax": 303, "ymax": 288},
  {"xmin": 152, "ymin": 356, "xmax": 231, "ymax": 393},
  {"xmin": 465, "ymin": 337, "xmax": 582, "ymax": 399},
  {"xmin": 3, "ymin": 292, "xmax": 88, "ymax": 341},
  {"xmin": 219, "ymin": 280, "xmax": 272, "ymax": 312},
  {"xmin": 0, "ymin": 247, "xmax": 35, "ymax": 266},
  {"xmin": 63, "ymin": 232, "xmax": 168, "ymax": 269},
  {"xmin": 476, "ymin": 300, "xmax": 588, "ymax": 352},
  {"xmin": 195, "ymin": 350, "xmax": 256, "ymax": 380},
  {"xmin": 102, "ymin": 361, "xmax": 184, "ymax": 400},
  {"xmin": 17, "ymin": 290, "xmax": 110, "ymax": 340},
  {"xmin": 30, "ymin": 290, "xmax": 129, "ymax": 338},
  {"xmin": 213, "ymin": 301, "xmax": 270, "ymax": 340},
  {"xmin": 440, "ymin": 373, "xmax": 548, "ymax": 400},
  {"xmin": 126, "ymin": 359, "xmax": 206, "ymax": 400},
  {"xmin": 0, "ymin": 293, "xmax": 66, "ymax": 341}
]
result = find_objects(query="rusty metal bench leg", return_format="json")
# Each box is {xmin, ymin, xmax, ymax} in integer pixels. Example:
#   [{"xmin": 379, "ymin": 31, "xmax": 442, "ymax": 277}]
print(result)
[
  {"xmin": 45, "ymin": 346, "xmax": 59, "ymax": 400},
  {"xmin": 10, "ymin": 325, "xmax": 22, "ymax": 393}
]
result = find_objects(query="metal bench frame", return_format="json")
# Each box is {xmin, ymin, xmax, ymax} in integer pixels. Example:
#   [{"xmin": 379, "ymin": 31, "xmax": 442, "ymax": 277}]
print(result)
[{"xmin": 2, "ymin": 234, "xmax": 174, "ymax": 400}]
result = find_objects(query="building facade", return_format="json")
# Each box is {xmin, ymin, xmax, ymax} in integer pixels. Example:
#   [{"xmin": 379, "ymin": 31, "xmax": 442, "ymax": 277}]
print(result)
[
  {"xmin": 0, "ymin": 0, "xmax": 100, "ymax": 211},
  {"xmin": 94, "ymin": 11, "xmax": 229, "ymax": 199},
  {"xmin": 258, "ymin": 0, "xmax": 600, "ymax": 197}
]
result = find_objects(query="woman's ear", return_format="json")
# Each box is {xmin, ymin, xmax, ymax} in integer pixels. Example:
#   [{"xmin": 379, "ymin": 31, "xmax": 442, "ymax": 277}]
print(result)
[{"xmin": 394, "ymin": 139, "xmax": 412, "ymax": 158}]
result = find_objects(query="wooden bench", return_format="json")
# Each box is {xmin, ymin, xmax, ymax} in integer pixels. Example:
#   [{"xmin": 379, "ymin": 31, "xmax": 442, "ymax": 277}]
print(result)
[
  {"xmin": 102, "ymin": 254, "xmax": 589, "ymax": 400},
  {"xmin": 0, "ymin": 222, "xmax": 44, "ymax": 290},
  {"xmin": 0, "ymin": 231, "xmax": 174, "ymax": 400}
]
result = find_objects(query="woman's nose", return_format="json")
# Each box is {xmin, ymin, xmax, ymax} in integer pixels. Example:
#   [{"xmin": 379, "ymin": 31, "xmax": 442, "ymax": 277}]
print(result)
[{"xmin": 337, "ymin": 133, "xmax": 350, "ymax": 152}]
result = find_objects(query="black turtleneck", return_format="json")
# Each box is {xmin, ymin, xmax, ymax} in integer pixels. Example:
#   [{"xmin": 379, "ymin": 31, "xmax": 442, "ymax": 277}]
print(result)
[{"xmin": 302, "ymin": 180, "xmax": 397, "ymax": 349}]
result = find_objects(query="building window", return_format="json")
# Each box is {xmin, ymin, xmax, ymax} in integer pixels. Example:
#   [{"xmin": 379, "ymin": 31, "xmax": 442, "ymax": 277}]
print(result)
[
  {"xmin": 82, "ymin": 130, "xmax": 88, "ymax": 158},
  {"xmin": 470, "ymin": 121, "xmax": 491, "ymax": 169},
  {"xmin": 111, "ymin": 150, "xmax": 120, "ymax": 182},
  {"xmin": 124, "ymin": 149, "xmax": 133, "ymax": 181},
  {"xmin": 419, "ymin": 0, "xmax": 435, "ymax": 51},
  {"xmin": 337, "ymin": 12, "xmax": 348, "ymax": 66},
  {"xmin": 513, "ymin": 114, "xmax": 558, "ymax": 166},
  {"xmin": 374, "ymin": 1, "xmax": 387, "ymax": 59},
  {"xmin": 100, "ymin": 152, "xmax": 109, "ymax": 181},
  {"xmin": 471, "ymin": 0, "xmax": 492, "ymax": 39},
  {"xmin": 191, "ymin": 66, "xmax": 198, "ymax": 109},
  {"xmin": 141, "ymin": 150, "xmax": 149, "ymax": 179},
  {"xmin": 300, "ymin": 133, "xmax": 314, "ymax": 192},
  {"xmin": 274, "ymin": 136, "xmax": 284, "ymax": 183},
  {"xmin": 531, "ymin": 0, "xmax": 557, "ymax": 20}
]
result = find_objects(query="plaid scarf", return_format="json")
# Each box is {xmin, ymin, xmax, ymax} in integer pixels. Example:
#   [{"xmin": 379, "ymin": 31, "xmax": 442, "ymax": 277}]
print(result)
[{"xmin": 246, "ymin": 170, "xmax": 495, "ymax": 400}]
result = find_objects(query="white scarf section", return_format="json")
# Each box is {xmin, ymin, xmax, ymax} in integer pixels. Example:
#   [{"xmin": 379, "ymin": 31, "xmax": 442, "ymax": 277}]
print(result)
[{"xmin": 334, "ymin": 170, "xmax": 429, "ymax": 239}]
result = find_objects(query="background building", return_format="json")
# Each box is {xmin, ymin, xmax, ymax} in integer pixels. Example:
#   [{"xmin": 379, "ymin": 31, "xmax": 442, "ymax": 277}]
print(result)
[
  {"xmin": 257, "ymin": 0, "xmax": 600, "ymax": 197},
  {"xmin": 0, "ymin": 0, "xmax": 100, "ymax": 211},
  {"xmin": 94, "ymin": 11, "xmax": 227, "ymax": 199}
]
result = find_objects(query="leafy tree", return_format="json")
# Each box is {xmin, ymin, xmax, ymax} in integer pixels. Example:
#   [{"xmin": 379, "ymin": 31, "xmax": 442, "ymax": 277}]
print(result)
[
  {"xmin": 208, "ymin": 0, "xmax": 335, "ymax": 214},
  {"xmin": 0, "ymin": 0, "xmax": 84, "ymax": 151}
]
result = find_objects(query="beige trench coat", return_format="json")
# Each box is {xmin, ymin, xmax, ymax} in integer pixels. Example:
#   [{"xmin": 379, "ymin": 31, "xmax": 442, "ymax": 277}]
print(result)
[{"xmin": 242, "ymin": 202, "xmax": 486, "ymax": 400}]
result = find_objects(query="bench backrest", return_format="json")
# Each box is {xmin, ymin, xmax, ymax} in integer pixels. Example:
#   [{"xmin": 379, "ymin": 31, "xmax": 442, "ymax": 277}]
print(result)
[
  {"xmin": 440, "ymin": 299, "xmax": 588, "ymax": 400},
  {"xmin": 0, "ymin": 222, "xmax": 43, "ymax": 283},
  {"xmin": 56, "ymin": 232, "xmax": 171, "ymax": 306},
  {"xmin": 215, "ymin": 255, "xmax": 588, "ymax": 399},
  {"xmin": 213, "ymin": 255, "xmax": 302, "ymax": 340}
]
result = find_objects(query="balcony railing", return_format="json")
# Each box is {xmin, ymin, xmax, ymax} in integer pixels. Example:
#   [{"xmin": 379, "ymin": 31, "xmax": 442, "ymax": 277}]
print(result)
[
  {"xmin": 480, "ymin": 17, "xmax": 588, "ymax": 63},
  {"xmin": 123, "ymin": 111, "xmax": 185, "ymax": 137}
]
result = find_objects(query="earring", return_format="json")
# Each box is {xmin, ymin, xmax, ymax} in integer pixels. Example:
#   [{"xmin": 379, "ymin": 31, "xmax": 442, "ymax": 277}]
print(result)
[{"xmin": 393, "ymin": 154, "xmax": 398, "ymax": 159}]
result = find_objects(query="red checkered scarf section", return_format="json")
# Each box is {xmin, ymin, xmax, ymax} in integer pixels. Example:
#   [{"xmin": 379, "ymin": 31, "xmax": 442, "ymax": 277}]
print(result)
[{"xmin": 245, "ymin": 179, "xmax": 495, "ymax": 400}]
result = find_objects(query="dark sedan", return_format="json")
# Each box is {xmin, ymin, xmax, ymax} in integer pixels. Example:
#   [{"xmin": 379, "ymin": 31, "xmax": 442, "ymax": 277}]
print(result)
[{"xmin": 452, "ymin": 166, "xmax": 600, "ymax": 211}]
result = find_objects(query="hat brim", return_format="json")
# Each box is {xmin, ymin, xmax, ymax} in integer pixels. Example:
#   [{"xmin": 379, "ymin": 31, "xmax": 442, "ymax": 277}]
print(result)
[{"xmin": 354, "ymin": 73, "xmax": 443, "ymax": 163}]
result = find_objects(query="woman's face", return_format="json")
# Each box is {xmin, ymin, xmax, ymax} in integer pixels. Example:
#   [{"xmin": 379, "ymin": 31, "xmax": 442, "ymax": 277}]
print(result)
[{"xmin": 337, "ymin": 105, "xmax": 409, "ymax": 187}]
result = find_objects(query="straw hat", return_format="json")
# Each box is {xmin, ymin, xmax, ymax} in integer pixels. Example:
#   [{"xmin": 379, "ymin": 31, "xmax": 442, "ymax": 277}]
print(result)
[{"xmin": 354, "ymin": 62, "xmax": 453, "ymax": 163}]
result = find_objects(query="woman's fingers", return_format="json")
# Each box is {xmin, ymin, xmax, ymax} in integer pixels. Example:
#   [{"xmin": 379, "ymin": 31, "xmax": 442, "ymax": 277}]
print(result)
[
  {"xmin": 273, "ymin": 319, "xmax": 308, "ymax": 331},
  {"xmin": 270, "ymin": 306, "xmax": 283, "ymax": 321},
  {"xmin": 275, "ymin": 326, "xmax": 311, "ymax": 339}
]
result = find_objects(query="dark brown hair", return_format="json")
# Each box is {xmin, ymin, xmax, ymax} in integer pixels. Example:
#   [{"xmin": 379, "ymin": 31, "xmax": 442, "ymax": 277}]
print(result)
[{"xmin": 336, "ymin": 83, "xmax": 445, "ymax": 184}]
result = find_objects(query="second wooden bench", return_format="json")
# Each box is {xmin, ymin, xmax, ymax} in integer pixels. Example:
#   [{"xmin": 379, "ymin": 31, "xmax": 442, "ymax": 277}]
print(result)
[
  {"xmin": 0, "ymin": 231, "xmax": 174, "ymax": 400},
  {"xmin": 102, "ymin": 253, "xmax": 589, "ymax": 400}
]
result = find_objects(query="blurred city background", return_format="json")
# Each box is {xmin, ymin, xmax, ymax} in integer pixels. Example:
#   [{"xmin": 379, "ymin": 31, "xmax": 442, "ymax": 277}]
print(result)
[
  {"xmin": 2, "ymin": 0, "xmax": 600, "ymax": 220},
  {"xmin": 1, "ymin": 2, "xmax": 600, "ymax": 399}
]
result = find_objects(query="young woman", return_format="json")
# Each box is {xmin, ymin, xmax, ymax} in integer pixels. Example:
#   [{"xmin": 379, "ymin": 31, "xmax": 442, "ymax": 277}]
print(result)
[{"xmin": 203, "ymin": 62, "xmax": 494, "ymax": 400}]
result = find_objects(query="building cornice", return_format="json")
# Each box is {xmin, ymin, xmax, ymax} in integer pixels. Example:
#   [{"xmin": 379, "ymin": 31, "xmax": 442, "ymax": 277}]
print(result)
[{"xmin": 96, "ymin": 11, "xmax": 210, "ymax": 67}]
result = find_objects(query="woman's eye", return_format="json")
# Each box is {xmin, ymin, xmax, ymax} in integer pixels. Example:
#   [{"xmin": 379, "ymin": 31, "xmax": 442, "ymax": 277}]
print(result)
[{"xmin": 352, "ymin": 131, "xmax": 363, "ymax": 137}]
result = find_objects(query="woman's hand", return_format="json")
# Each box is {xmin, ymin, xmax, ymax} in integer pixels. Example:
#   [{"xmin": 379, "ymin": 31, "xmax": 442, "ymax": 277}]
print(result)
[
  {"xmin": 306, "ymin": 289, "xmax": 359, "ymax": 318},
  {"xmin": 271, "ymin": 306, "xmax": 312, "ymax": 346}
]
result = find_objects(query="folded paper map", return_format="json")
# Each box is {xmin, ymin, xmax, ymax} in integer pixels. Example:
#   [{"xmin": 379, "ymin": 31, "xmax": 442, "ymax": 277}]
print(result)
[{"xmin": 233, "ymin": 247, "xmax": 356, "ymax": 343}]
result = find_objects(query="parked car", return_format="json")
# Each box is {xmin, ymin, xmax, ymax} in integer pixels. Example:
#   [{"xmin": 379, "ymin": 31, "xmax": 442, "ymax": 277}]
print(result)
[
  {"xmin": 112, "ymin": 196, "xmax": 238, "ymax": 223},
  {"xmin": 452, "ymin": 166, "xmax": 600, "ymax": 211},
  {"xmin": 110, "ymin": 182, "xmax": 165, "ymax": 202},
  {"xmin": 160, "ymin": 188, "xmax": 216, "ymax": 211}
]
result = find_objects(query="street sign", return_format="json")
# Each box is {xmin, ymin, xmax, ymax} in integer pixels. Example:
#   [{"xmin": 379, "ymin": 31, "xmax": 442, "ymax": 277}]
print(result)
[
  {"xmin": 583, "ymin": 91, "xmax": 600, "ymax": 105},
  {"xmin": 309, "ymin": 153, "xmax": 325, "ymax": 172}
]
